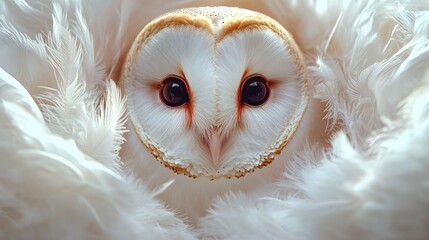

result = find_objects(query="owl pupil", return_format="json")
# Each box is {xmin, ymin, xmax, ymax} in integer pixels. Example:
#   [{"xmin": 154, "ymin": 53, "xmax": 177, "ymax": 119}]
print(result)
[
  {"xmin": 241, "ymin": 76, "xmax": 269, "ymax": 106},
  {"xmin": 248, "ymin": 82, "xmax": 263, "ymax": 98},
  {"xmin": 161, "ymin": 77, "xmax": 189, "ymax": 107},
  {"xmin": 169, "ymin": 83, "xmax": 182, "ymax": 100}
]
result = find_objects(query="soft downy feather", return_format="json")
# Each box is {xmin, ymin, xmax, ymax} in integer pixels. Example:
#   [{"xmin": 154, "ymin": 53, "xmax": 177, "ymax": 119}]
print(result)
[
  {"xmin": 199, "ymin": 0, "xmax": 429, "ymax": 239},
  {"xmin": 0, "ymin": 1, "xmax": 196, "ymax": 239},
  {"xmin": 0, "ymin": 67, "xmax": 196, "ymax": 239},
  {"xmin": 0, "ymin": 0, "xmax": 429, "ymax": 239},
  {"xmin": 199, "ymin": 79, "xmax": 429, "ymax": 239}
]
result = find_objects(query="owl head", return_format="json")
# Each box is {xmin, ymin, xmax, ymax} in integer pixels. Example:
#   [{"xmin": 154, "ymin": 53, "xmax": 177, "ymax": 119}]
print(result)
[{"xmin": 119, "ymin": 7, "xmax": 308, "ymax": 180}]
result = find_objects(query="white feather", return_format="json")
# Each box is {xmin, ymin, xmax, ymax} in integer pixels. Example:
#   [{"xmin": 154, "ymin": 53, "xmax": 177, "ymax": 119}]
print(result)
[
  {"xmin": 0, "ymin": 1, "xmax": 196, "ymax": 238},
  {"xmin": 0, "ymin": 68, "xmax": 195, "ymax": 240},
  {"xmin": 199, "ymin": 1, "xmax": 429, "ymax": 239}
]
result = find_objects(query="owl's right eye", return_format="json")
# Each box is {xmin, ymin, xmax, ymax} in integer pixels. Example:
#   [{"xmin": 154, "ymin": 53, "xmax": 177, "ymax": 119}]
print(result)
[
  {"xmin": 240, "ymin": 75, "xmax": 270, "ymax": 106},
  {"xmin": 161, "ymin": 76, "xmax": 190, "ymax": 107}
]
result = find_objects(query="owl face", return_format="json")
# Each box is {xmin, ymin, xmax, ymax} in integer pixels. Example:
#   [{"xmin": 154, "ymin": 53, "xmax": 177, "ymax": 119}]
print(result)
[{"xmin": 120, "ymin": 7, "xmax": 308, "ymax": 179}]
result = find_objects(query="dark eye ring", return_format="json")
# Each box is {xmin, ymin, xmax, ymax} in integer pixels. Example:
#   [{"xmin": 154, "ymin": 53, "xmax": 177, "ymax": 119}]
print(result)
[
  {"xmin": 160, "ymin": 76, "xmax": 190, "ymax": 107},
  {"xmin": 240, "ymin": 75, "xmax": 270, "ymax": 106}
]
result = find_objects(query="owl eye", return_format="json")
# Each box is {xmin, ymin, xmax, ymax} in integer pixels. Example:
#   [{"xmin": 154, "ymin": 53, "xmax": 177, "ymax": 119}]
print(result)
[
  {"xmin": 161, "ymin": 76, "xmax": 189, "ymax": 107},
  {"xmin": 240, "ymin": 75, "xmax": 269, "ymax": 106}
]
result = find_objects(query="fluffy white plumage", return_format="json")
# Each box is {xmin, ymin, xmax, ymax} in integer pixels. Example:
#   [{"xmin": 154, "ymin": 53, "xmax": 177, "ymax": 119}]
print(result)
[{"xmin": 0, "ymin": 0, "xmax": 429, "ymax": 239}]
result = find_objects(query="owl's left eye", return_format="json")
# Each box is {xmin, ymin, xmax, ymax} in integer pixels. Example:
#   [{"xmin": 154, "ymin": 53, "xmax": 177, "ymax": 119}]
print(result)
[
  {"xmin": 240, "ymin": 75, "xmax": 269, "ymax": 106},
  {"xmin": 160, "ymin": 76, "xmax": 190, "ymax": 107}
]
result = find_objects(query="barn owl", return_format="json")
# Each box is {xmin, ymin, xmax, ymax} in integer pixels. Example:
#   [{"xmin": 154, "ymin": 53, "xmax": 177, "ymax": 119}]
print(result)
[{"xmin": 119, "ymin": 6, "xmax": 327, "ymax": 222}]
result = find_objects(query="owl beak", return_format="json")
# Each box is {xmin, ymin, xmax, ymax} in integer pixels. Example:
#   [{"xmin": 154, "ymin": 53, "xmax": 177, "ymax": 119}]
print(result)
[{"xmin": 207, "ymin": 131, "xmax": 222, "ymax": 166}]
